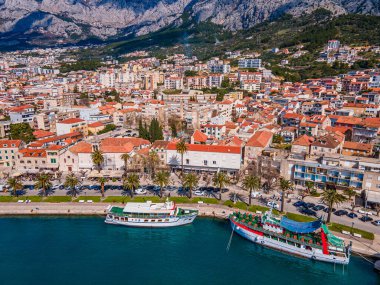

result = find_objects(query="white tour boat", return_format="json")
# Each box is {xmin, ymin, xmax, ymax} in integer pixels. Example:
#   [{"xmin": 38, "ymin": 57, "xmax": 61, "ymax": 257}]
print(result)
[{"xmin": 105, "ymin": 199, "xmax": 198, "ymax": 227}]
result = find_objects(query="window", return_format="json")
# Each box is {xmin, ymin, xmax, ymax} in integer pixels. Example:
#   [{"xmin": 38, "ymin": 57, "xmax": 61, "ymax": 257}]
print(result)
[
  {"xmin": 203, "ymin": 160, "xmax": 208, "ymax": 166},
  {"xmin": 51, "ymin": 158, "xmax": 57, "ymax": 163},
  {"xmin": 213, "ymin": 161, "xmax": 216, "ymax": 165},
  {"xmin": 186, "ymin": 159, "xmax": 189, "ymax": 164}
]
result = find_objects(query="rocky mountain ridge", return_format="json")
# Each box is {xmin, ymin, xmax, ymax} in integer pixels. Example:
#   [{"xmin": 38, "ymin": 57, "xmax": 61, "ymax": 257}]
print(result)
[{"xmin": 0, "ymin": 0, "xmax": 379, "ymax": 46}]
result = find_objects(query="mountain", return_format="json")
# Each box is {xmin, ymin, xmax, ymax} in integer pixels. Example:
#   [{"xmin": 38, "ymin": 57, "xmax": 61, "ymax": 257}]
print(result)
[{"xmin": 0, "ymin": 0, "xmax": 379, "ymax": 47}]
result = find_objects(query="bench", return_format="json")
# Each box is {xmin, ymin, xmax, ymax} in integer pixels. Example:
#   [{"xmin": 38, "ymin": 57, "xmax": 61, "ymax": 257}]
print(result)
[
  {"xmin": 197, "ymin": 201, "xmax": 204, "ymax": 204},
  {"xmin": 87, "ymin": 200, "xmax": 93, "ymax": 203},
  {"xmin": 17, "ymin": 200, "xmax": 24, "ymax": 203},
  {"xmin": 256, "ymin": 211, "xmax": 263, "ymax": 214},
  {"xmin": 341, "ymin": 230, "xmax": 350, "ymax": 235},
  {"xmin": 78, "ymin": 200, "xmax": 85, "ymax": 203},
  {"xmin": 353, "ymin": 233, "xmax": 362, "ymax": 238}
]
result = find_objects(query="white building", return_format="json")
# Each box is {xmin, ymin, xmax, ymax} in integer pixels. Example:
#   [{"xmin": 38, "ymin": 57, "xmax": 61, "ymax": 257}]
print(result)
[
  {"xmin": 166, "ymin": 143, "xmax": 242, "ymax": 173},
  {"xmin": 164, "ymin": 76, "xmax": 184, "ymax": 90},
  {"xmin": 238, "ymin": 58, "xmax": 262, "ymax": 69},
  {"xmin": 9, "ymin": 105, "xmax": 35, "ymax": 124}
]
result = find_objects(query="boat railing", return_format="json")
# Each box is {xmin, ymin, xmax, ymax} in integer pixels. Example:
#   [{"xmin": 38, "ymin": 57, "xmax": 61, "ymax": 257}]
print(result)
[{"xmin": 234, "ymin": 217, "xmax": 325, "ymax": 250}]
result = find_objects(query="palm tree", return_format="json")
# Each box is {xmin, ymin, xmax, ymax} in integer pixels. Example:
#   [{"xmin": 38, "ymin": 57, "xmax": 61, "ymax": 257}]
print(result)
[
  {"xmin": 98, "ymin": 177, "xmax": 108, "ymax": 198},
  {"xmin": 91, "ymin": 150, "xmax": 104, "ymax": 173},
  {"xmin": 35, "ymin": 173, "xmax": 52, "ymax": 197},
  {"xmin": 154, "ymin": 171, "xmax": 170, "ymax": 198},
  {"xmin": 242, "ymin": 175, "xmax": 260, "ymax": 205},
  {"xmin": 344, "ymin": 187, "xmax": 357, "ymax": 208},
  {"xmin": 64, "ymin": 173, "xmax": 80, "ymax": 197},
  {"xmin": 301, "ymin": 181, "xmax": 315, "ymax": 200},
  {"xmin": 279, "ymin": 177, "xmax": 292, "ymax": 212},
  {"xmin": 213, "ymin": 172, "xmax": 230, "ymax": 200},
  {"xmin": 148, "ymin": 151, "xmax": 160, "ymax": 177},
  {"xmin": 123, "ymin": 173, "xmax": 140, "ymax": 198},
  {"xmin": 176, "ymin": 140, "xmax": 187, "ymax": 178},
  {"xmin": 183, "ymin": 173, "xmax": 199, "ymax": 199},
  {"xmin": 120, "ymin": 153, "xmax": 131, "ymax": 176},
  {"xmin": 7, "ymin": 177, "xmax": 23, "ymax": 197},
  {"xmin": 321, "ymin": 188, "xmax": 347, "ymax": 223}
]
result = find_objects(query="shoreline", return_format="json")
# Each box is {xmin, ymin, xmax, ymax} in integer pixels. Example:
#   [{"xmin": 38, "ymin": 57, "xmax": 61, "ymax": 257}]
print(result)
[{"xmin": 0, "ymin": 202, "xmax": 378, "ymax": 258}]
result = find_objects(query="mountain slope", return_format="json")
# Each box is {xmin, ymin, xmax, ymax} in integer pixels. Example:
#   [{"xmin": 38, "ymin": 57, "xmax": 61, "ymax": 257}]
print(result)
[{"xmin": 0, "ymin": 0, "xmax": 379, "ymax": 47}]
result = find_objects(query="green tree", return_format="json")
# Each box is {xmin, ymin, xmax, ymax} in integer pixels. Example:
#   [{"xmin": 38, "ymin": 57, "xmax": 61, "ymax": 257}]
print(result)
[
  {"xmin": 149, "ymin": 118, "xmax": 163, "ymax": 142},
  {"xmin": 123, "ymin": 173, "xmax": 140, "ymax": 197},
  {"xmin": 147, "ymin": 151, "xmax": 160, "ymax": 177},
  {"xmin": 301, "ymin": 181, "xmax": 315, "ymax": 200},
  {"xmin": 154, "ymin": 171, "xmax": 170, "ymax": 198},
  {"xmin": 184, "ymin": 70, "xmax": 197, "ymax": 77},
  {"xmin": 120, "ymin": 153, "xmax": 131, "ymax": 176},
  {"xmin": 183, "ymin": 173, "xmax": 199, "ymax": 199},
  {"xmin": 242, "ymin": 175, "xmax": 261, "ymax": 205},
  {"xmin": 7, "ymin": 177, "xmax": 23, "ymax": 197},
  {"xmin": 344, "ymin": 187, "xmax": 357, "ymax": 210},
  {"xmin": 35, "ymin": 173, "xmax": 52, "ymax": 197},
  {"xmin": 176, "ymin": 140, "xmax": 187, "ymax": 179},
  {"xmin": 279, "ymin": 178, "xmax": 293, "ymax": 212},
  {"xmin": 9, "ymin": 123, "xmax": 35, "ymax": 143},
  {"xmin": 98, "ymin": 177, "xmax": 108, "ymax": 198},
  {"xmin": 64, "ymin": 173, "xmax": 80, "ymax": 197},
  {"xmin": 321, "ymin": 188, "xmax": 347, "ymax": 223},
  {"xmin": 213, "ymin": 172, "xmax": 230, "ymax": 200},
  {"xmin": 91, "ymin": 150, "xmax": 104, "ymax": 172}
]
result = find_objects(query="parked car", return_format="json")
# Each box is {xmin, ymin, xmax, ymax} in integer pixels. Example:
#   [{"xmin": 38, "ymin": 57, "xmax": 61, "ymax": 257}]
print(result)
[
  {"xmin": 135, "ymin": 188, "xmax": 147, "ymax": 195},
  {"xmin": 323, "ymin": 207, "xmax": 336, "ymax": 213},
  {"xmin": 334, "ymin": 210, "xmax": 348, "ymax": 216},
  {"xmin": 312, "ymin": 205, "xmax": 325, "ymax": 211},
  {"xmin": 267, "ymin": 201, "xmax": 279, "ymax": 210},
  {"xmin": 293, "ymin": 201, "xmax": 306, "ymax": 207},
  {"xmin": 372, "ymin": 220, "xmax": 380, "ymax": 226},
  {"xmin": 359, "ymin": 216, "xmax": 373, "ymax": 222},
  {"xmin": 298, "ymin": 206, "xmax": 317, "ymax": 216},
  {"xmin": 251, "ymin": 191, "xmax": 261, "ymax": 198},
  {"xmin": 305, "ymin": 203, "xmax": 315, "ymax": 208},
  {"xmin": 347, "ymin": 212, "xmax": 358, "ymax": 219},
  {"xmin": 194, "ymin": 190, "xmax": 205, "ymax": 196}
]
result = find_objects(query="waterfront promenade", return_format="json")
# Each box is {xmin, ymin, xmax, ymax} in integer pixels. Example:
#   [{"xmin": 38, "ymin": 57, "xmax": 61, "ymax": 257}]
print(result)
[{"xmin": 0, "ymin": 202, "xmax": 379, "ymax": 258}]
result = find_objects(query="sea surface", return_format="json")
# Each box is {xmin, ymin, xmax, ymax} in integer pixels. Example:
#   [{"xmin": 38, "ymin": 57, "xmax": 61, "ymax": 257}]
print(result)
[{"xmin": 0, "ymin": 217, "xmax": 378, "ymax": 285}]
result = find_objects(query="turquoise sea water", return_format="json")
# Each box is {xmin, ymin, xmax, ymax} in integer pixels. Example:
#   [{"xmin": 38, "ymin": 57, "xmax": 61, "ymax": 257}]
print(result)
[{"xmin": 0, "ymin": 217, "xmax": 378, "ymax": 285}]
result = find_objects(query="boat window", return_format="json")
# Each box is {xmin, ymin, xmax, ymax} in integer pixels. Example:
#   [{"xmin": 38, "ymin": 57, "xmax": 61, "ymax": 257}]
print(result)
[
  {"xmin": 151, "ymin": 220, "xmax": 155, "ymax": 222},
  {"xmin": 158, "ymin": 220, "xmax": 162, "ymax": 222},
  {"xmin": 144, "ymin": 219, "xmax": 148, "ymax": 222},
  {"xmin": 165, "ymin": 219, "xmax": 169, "ymax": 222}
]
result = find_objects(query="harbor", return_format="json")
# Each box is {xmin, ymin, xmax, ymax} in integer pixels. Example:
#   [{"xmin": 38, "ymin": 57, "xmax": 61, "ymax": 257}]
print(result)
[
  {"xmin": 0, "ymin": 216, "xmax": 378, "ymax": 285},
  {"xmin": 0, "ymin": 201, "xmax": 379, "ymax": 259}
]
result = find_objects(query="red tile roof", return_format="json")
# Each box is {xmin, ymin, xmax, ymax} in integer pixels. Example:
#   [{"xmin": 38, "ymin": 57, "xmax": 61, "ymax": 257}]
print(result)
[
  {"xmin": 33, "ymin": 130, "xmax": 55, "ymax": 139},
  {"xmin": 343, "ymin": 141, "xmax": 372, "ymax": 152},
  {"xmin": 69, "ymin": 142, "xmax": 92, "ymax": 154},
  {"xmin": 0, "ymin": 139, "xmax": 22, "ymax": 148},
  {"xmin": 293, "ymin": 135, "xmax": 314, "ymax": 146},
  {"xmin": 246, "ymin": 130, "xmax": 273, "ymax": 148},
  {"xmin": 167, "ymin": 143, "xmax": 241, "ymax": 154},
  {"xmin": 60, "ymin": 118, "xmax": 86, "ymax": 124},
  {"xmin": 192, "ymin": 129, "xmax": 208, "ymax": 143},
  {"xmin": 88, "ymin": 121, "xmax": 104, "ymax": 128}
]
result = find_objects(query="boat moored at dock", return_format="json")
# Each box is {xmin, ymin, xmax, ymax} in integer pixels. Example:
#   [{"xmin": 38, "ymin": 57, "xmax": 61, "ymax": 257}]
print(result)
[
  {"xmin": 105, "ymin": 199, "xmax": 198, "ymax": 227},
  {"xmin": 230, "ymin": 210, "xmax": 351, "ymax": 264}
]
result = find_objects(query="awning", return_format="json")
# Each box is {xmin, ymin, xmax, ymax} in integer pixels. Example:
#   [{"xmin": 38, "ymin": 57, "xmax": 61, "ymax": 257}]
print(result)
[
  {"xmin": 366, "ymin": 190, "xmax": 380, "ymax": 204},
  {"xmin": 280, "ymin": 217, "xmax": 322, "ymax": 234}
]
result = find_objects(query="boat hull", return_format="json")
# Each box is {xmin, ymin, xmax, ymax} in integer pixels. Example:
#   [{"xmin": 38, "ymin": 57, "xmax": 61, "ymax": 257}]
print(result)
[
  {"xmin": 230, "ymin": 219, "xmax": 349, "ymax": 265},
  {"xmin": 105, "ymin": 214, "xmax": 197, "ymax": 228}
]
